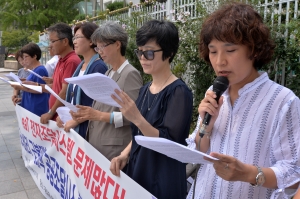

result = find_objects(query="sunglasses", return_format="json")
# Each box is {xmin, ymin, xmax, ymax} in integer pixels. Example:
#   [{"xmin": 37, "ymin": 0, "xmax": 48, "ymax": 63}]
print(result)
[{"xmin": 134, "ymin": 49, "xmax": 163, "ymax": 60}]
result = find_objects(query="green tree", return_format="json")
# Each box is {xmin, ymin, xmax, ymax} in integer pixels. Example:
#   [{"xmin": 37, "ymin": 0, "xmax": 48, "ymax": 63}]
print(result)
[
  {"xmin": 0, "ymin": 0, "xmax": 81, "ymax": 31},
  {"xmin": 106, "ymin": 1, "xmax": 125, "ymax": 11},
  {"xmin": 2, "ymin": 29, "xmax": 31, "ymax": 58}
]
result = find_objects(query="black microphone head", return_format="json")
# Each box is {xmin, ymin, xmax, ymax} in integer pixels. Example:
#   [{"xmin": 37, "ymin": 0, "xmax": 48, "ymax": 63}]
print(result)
[{"xmin": 213, "ymin": 76, "xmax": 229, "ymax": 100}]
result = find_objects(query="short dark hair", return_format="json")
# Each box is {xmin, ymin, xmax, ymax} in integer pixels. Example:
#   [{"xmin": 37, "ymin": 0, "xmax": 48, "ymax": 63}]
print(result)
[
  {"xmin": 47, "ymin": 22, "xmax": 73, "ymax": 48},
  {"xmin": 91, "ymin": 21, "xmax": 128, "ymax": 56},
  {"xmin": 74, "ymin": 22, "xmax": 99, "ymax": 49},
  {"xmin": 199, "ymin": 2, "xmax": 275, "ymax": 70},
  {"xmin": 136, "ymin": 19, "xmax": 179, "ymax": 63},
  {"xmin": 15, "ymin": 50, "xmax": 22, "ymax": 61},
  {"xmin": 21, "ymin": 43, "xmax": 41, "ymax": 60}
]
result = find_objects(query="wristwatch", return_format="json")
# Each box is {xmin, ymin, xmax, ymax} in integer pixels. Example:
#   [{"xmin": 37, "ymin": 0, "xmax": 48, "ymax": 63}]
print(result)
[
  {"xmin": 250, "ymin": 166, "xmax": 265, "ymax": 187},
  {"xmin": 48, "ymin": 109, "xmax": 54, "ymax": 115}
]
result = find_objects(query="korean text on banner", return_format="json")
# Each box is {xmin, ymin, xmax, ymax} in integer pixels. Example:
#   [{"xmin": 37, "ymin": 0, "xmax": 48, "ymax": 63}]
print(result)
[{"xmin": 15, "ymin": 105, "xmax": 156, "ymax": 199}]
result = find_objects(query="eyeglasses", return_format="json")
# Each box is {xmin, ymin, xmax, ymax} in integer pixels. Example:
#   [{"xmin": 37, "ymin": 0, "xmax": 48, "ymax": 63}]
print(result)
[
  {"xmin": 49, "ymin": 38, "xmax": 65, "ymax": 44},
  {"xmin": 72, "ymin": 36, "xmax": 85, "ymax": 42},
  {"xmin": 94, "ymin": 43, "xmax": 113, "ymax": 52},
  {"xmin": 134, "ymin": 49, "xmax": 163, "ymax": 60}
]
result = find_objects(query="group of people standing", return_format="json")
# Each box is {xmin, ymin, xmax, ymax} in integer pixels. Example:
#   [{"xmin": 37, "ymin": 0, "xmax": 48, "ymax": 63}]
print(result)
[{"xmin": 10, "ymin": 2, "xmax": 300, "ymax": 199}]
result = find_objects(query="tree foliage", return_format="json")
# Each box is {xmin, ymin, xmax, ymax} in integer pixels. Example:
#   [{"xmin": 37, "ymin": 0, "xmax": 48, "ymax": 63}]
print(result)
[
  {"xmin": 106, "ymin": 1, "xmax": 125, "ymax": 11},
  {"xmin": 0, "ymin": 0, "xmax": 81, "ymax": 31},
  {"xmin": 1, "ymin": 29, "xmax": 31, "ymax": 58},
  {"xmin": 108, "ymin": 0, "xmax": 300, "ymax": 130}
]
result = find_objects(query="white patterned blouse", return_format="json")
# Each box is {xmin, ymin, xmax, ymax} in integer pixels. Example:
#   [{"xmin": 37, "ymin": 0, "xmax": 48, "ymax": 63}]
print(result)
[{"xmin": 186, "ymin": 72, "xmax": 300, "ymax": 199}]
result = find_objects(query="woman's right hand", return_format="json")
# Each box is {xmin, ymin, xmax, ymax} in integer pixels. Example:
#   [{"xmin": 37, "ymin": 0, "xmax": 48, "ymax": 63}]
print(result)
[
  {"xmin": 56, "ymin": 116, "xmax": 64, "ymax": 128},
  {"xmin": 198, "ymin": 90, "xmax": 224, "ymax": 128},
  {"xmin": 11, "ymin": 95, "xmax": 17, "ymax": 102},
  {"xmin": 110, "ymin": 152, "xmax": 129, "ymax": 177},
  {"xmin": 42, "ymin": 77, "xmax": 53, "ymax": 84},
  {"xmin": 13, "ymin": 97, "xmax": 21, "ymax": 106},
  {"xmin": 64, "ymin": 120, "xmax": 79, "ymax": 132}
]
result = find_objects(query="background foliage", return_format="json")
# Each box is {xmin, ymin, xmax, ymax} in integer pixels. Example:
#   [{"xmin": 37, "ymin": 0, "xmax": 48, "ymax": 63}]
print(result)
[
  {"xmin": 0, "ymin": 0, "xmax": 299, "ymax": 129},
  {"xmin": 0, "ymin": 0, "xmax": 81, "ymax": 31},
  {"xmin": 115, "ymin": 0, "xmax": 300, "ymax": 129},
  {"xmin": 106, "ymin": 1, "xmax": 126, "ymax": 11}
]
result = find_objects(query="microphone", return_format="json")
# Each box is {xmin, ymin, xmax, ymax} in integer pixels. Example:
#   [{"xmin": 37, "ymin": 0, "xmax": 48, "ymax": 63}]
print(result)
[{"xmin": 199, "ymin": 76, "xmax": 229, "ymax": 138}]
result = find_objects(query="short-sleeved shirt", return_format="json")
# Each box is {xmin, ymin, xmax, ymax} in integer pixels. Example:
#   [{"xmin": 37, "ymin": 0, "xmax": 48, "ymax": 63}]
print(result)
[
  {"xmin": 21, "ymin": 66, "xmax": 49, "ymax": 116},
  {"xmin": 45, "ymin": 55, "xmax": 59, "ymax": 77},
  {"xmin": 49, "ymin": 51, "xmax": 80, "ymax": 109},
  {"xmin": 126, "ymin": 79, "xmax": 193, "ymax": 199}
]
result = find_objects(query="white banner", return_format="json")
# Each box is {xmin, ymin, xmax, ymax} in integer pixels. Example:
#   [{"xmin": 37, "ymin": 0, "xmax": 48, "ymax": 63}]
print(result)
[{"xmin": 15, "ymin": 105, "xmax": 156, "ymax": 199}]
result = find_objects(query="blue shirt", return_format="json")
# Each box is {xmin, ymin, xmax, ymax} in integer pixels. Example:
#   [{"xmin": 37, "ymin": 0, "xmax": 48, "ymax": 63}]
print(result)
[{"xmin": 21, "ymin": 66, "xmax": 49, "ymax": 116}]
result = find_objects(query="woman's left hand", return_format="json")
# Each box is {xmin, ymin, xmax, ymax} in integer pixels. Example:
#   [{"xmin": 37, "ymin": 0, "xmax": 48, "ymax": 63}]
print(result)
[
  {"xmin": 111, "ymin": 89, "xmax": 142, "ymax": 123},
  {"xmin": 204, "ymin": 152, "xmax": 254, "ymax": 182}
]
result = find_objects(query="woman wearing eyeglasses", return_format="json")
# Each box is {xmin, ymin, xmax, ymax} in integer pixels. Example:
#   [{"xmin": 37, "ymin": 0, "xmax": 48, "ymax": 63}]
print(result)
[
  {"xmin": 68, "ymin": 21, "xmax": 143, "ymax": 161},
  {"xmin": 56, "ymin": 22, "xmax": 108, "ymax": 138},
  {"xmin": 110, "ymin": 20, "xmax": 193, "ymax": 199}
]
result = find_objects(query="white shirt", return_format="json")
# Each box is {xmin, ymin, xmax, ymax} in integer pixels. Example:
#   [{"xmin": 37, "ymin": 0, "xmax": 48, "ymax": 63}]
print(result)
[
  {"xmin": 45, "ymin": 55, "xmax": 59, "ymax": 77},
  {"xmin": 108, "ymin": 60, "xmax": 129, "ymax": 128},
  {"xmin": 186, "ymin": 72, "xmax": 300, "ymax": 199}
]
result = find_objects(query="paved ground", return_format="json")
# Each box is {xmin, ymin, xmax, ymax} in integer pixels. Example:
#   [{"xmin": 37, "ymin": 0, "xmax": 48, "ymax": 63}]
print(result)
[{"xmin": 0, "ymin": 69, "xmax": 45, "ymax": 199}]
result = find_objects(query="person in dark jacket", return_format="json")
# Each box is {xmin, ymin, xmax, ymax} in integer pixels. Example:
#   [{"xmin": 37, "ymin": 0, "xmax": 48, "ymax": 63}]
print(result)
[{"xmin": 56, "ymin": 22, "xmax": 107, "ymax": 138}]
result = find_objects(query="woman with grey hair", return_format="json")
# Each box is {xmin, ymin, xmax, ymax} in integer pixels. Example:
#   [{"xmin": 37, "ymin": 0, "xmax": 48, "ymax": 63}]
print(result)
[{"xmin": 69, "ymin": 21, "xmax": 143, "ymax": 161}]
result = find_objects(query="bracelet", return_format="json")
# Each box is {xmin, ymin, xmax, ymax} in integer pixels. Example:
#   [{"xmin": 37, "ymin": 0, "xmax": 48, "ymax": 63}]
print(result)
[
  {"xmin": 199, "ymin": 123, "xmax": 211, "ymax": 139},
  {"xmin": 110, "ymin": 112, "xmax": 114, "ymax": 124},
  {"xmin": 48, "ymin": 109, "xmax": 54, "ymax": 115}
]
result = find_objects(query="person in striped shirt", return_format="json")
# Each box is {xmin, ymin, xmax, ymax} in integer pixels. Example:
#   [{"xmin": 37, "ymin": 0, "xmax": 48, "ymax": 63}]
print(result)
[{"xmin": 186, "ymin": 2, "xmax": 300, "ymax": 199}]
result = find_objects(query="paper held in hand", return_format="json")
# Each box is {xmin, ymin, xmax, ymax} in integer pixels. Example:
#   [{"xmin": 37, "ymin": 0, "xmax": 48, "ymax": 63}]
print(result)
[
  {"xmin": 5, "ymin": 72, "xmax": 22, "ymax": 83},
  {"xmin": 0, "ymin": 76, "xmax": 42, "ymax": 93},
  {"xmin": 27, "ymin": 69, "xmax": 43, "ymax": 79},
  {"xmin": 56, "ymin": 107, "xmax": 72, "ymax": 124},
  {"xmin": 44, "ymin": 85, "xmax": 79, "ymax": 112},
  {"xmin": 65, "ymin": 73, "xmax": 122, "ymax": 108},
  {"xmin": 135, "ymin": 136, "xmax": 218, "ymax": 164}
]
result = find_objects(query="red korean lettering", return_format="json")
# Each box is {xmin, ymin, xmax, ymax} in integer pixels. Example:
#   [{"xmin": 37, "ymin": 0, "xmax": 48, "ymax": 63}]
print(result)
[
  {"xmin": 22, "ymin": 117, "xmax": 29, "ymax": 132},
  {"xmin": 74, "ymin": 147, "xmax": 84, "ymax": 177},
  {"xmin": 30, "ymin": 120, "xmax": 36, "ymax": 137},
  {"xmin": 40, "ymin": 126, "xmax": 51, "ymax": 142},
  {"xmin": 90, "ymin": 164, "xmax": 102, "ymax": 199},
  {"xmin": 48, "ymin": 130, "xmax": 60, "ymax": 151},
  {"xmin": 34, "ymin": 122, "xmax": 43, "ymax": 140},
  {"xmin": 103, "ymin": 176, "xmax": 115, "ymax": 199},
  {"xmin": 113, "ymin": 183, "xmax": 126, "ymax": 199},
  {"xmin": 59, "ymin": 134, "xmax": 66, "ymax": 156},
  {"xmin": 81, "ymin": 155, "xmax": 95, "ymax": 189},
  {"xmin": 66, "ymin": 138, "xmax": 75, "ymax": 165},
  {"xmin": 100, "ymin": 170, "xmax": 107, "ymax": 187}
]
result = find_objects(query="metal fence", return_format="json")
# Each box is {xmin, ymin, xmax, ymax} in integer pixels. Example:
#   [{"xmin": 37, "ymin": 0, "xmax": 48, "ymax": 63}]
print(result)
[{"xmin": 82, "ymin": 0, "xmax": 298, "ymax": 28}]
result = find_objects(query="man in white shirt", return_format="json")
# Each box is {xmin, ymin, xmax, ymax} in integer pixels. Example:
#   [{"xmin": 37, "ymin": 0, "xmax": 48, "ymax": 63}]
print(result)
[{"xmin": 44, "ymin": 47, "xmax": 58, "ymax": 77}]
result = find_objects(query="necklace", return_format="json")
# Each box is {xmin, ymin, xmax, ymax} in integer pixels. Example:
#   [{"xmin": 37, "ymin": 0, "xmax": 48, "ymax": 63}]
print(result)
[
  {"xmin": 140, "ymin": 73, "xmax": 173, "ymax": 112},
  {"xmin": 137, "ymin": 73, "xmax": 173, "ymax": 135}
]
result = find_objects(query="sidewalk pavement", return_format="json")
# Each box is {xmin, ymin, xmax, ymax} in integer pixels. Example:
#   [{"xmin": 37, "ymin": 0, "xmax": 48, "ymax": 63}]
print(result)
[
  {"xmin": 0, "ymin": 68, "xmax": 18, "ymax": 73},
  {"xmin": 0, "ymin": 72, "xmax": 45, "ymax": 198}
]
